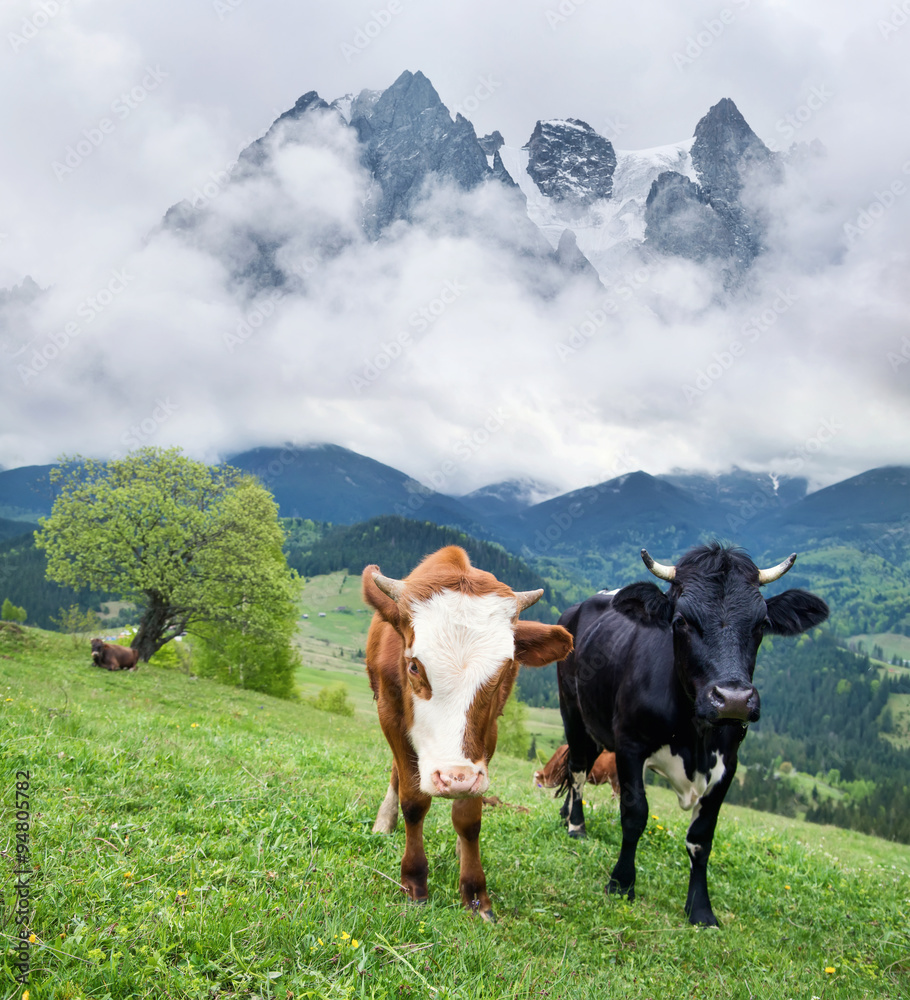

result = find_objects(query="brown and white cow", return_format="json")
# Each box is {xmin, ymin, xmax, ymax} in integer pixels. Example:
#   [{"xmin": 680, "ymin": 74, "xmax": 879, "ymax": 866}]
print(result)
[
  {"xmin": 90, "ymin": 638, "xmax": 140, "ymax": 671},
  {"xmin": 534, "ymin": 744, "xmax": 620, "ymax": 798},
  {"xmin": 363, "ymin": 546, "xmax": 573, "ymax": 920}
]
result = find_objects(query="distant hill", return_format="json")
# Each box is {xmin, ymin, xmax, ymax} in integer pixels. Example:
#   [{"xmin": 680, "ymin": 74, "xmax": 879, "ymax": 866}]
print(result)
[
  {"xmin": 0, "ymin": 517, "xmax": 37, "ymax": 543},
  {"xmin": 0, "ymin": 464, "xmax": 56, "ymax": 520},
  {"xmin": 2, "ymin": 446, "xmax": 909, "ymax": 606},
  {"xmin": 750, "ymin": 467, "xmax": 910, "ymax": 557},
  {"xmin": 226, "ymin": 444, "xmax": 486, "ymax": 534},
  {"xmin": 0, "ymin": 531, "xmax": 107, "ymax": 629},
  {"xmin": 457, "ymin": 478, "xmax": 559, "ymax": 520}
]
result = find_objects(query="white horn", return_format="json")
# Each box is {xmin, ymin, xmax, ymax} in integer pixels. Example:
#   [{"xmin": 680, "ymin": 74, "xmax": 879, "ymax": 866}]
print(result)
[
  {"xmin": 641, "ymin": 549, "xmax": 676, "ymax": 582},
  {"xmin": 757, "ymin": 553, "xmax": 797, "ymax": 585},
  {"xmin": 514, "ymin": 589, "xmax": 544, "ymax": 612},
  {"xmin": 372, "ymin": 572, "xmax": 406, "ymax": 602}
]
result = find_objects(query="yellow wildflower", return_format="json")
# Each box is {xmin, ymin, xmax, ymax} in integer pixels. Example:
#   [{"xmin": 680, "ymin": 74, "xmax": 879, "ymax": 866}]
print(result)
[
  {"xmin": 340, "ymin": 931, "xmax": 351, "ymax": 940},
  {"xmin": 825, "ymin": 966, "xmax": 836, "ymax": 974},
  {"xmin": 784, "ymin": 884, "xmax": 790, "ymax": 890},
  {"xmin": 352, "ymin": 939, "xmax": 359, "ymax": 948},
  {"xmin": 28, "ymin": 933, "xmax": 36, "ymax": 943},
  {"xmin": 317, "ymin": 937, "xmax": 323, "ymax": 945}
]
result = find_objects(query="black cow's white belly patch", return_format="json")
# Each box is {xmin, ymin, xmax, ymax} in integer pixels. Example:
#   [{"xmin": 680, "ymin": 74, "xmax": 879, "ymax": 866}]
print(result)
[{"xmin": 643, "ymin": 745, "xmax": 725, "ymax": 811}]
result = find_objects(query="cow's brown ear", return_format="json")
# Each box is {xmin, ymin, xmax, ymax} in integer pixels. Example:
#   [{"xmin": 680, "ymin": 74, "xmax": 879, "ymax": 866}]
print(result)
[
  {"xmin": 514, "ymin": 621, "xmax": 573, "ymax": 667},
  {"xmin": 362, "ymin": 564, "xmax": 400, "ymax": 628}
]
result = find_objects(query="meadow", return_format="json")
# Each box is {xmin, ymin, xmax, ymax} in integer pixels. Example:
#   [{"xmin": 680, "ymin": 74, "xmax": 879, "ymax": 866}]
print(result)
[{"xmin": 1, "ymin": 621, "xmax": 908, "ymax": 999}]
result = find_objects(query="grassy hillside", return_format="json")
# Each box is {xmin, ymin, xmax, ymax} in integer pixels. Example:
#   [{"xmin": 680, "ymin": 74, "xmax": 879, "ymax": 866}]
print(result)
[{"xmin": 1, "ymin": 623, "xmax": 908, "ymax": 998}]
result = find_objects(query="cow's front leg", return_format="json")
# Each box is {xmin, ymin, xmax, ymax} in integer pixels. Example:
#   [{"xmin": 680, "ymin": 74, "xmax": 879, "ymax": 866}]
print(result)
[
  {"xmin": 399, "ymin": 793, "xmax": 432, "ymax": 903},
  {"xmin": 607, "ymin": 751, "xmax": 648, "ymax": 900},
  {"xmin": 452, "ymin": 797, "xmax": 494, "ymax": 920},
  {"xmin": 684, "ymin": 761, "xmax": 736, "ymax": 926}
]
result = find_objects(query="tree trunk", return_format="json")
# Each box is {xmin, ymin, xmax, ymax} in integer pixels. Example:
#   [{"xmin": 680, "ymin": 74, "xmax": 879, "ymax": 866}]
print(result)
[{"xmin": 133, "ymin": 597, "xmax": 176, "ymax": 662}]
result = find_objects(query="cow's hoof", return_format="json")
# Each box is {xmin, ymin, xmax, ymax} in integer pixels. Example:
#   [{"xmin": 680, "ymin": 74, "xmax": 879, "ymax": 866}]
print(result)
[
  {"xmin": 401, "ymin": 883, "xmax": 428, "ymax": 904},
  {"xmin": 606, "ymin": 879, "xmax": 634, "ymax": 901},
  {"xmin": 687, "ymin": 910, "xmax": 719, "ymax": 928},
  {"xmin": 479, "ymin": 908, "xmax": 496, "ymax": 924},
  {"xmin": 567, "ymin": 825, "xmax": 586, "ymax": 839}
]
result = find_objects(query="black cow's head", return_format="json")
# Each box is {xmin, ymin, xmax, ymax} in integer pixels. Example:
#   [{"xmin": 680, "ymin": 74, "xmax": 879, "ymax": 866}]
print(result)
[{"xmin": 611, "ymin": 544, "xmax": 829, "ymax": 726}]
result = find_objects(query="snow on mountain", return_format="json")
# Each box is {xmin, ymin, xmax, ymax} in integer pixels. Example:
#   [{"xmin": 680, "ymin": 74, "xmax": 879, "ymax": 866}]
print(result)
[{"xmin": 499, "ymin": 136, "xmax": 695, "ymax": 279}]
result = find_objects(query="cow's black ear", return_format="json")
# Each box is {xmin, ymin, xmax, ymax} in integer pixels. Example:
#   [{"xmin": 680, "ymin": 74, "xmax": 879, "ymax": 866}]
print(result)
[
  {"xmin": 765, "ymin": 590, "xmax": 829, "ymax": 636},
  {"xmin": 611, "ymin": 582, "xmax": 672, "ymax": 628}
]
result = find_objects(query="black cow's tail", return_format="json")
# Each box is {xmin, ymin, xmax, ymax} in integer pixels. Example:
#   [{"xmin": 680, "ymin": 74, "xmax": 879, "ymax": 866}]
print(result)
[{"xmin": 551, "ymin": 747, "xmax": 572, "ymax": 798}]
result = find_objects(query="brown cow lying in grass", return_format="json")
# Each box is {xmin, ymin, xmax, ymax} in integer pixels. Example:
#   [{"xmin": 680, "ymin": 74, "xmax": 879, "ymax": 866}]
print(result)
[
  {"xmin": 90, "ymin": 638, "xmax": 139, "ymax": 671},
  {"xmin": 534, "ymin": 743, "xmax": 621, "ymax": 798}
]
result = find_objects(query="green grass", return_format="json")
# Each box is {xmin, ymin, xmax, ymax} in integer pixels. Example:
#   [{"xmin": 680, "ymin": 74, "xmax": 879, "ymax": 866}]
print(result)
[
  {"xmin": 850, "ymin": 632, "xmax": 910, "ymax": 666},
  {"xmin": 2, "ymin": 622, "xmax": 909, "ymax": 998},
  {"xmin": 299, "ymin": 572, "xmax": 372, "ymax": 649}
]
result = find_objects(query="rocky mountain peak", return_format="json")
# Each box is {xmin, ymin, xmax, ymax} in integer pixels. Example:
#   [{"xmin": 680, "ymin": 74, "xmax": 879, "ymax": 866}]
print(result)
[
  {"xmin": 351, "ymin": 70, "xmax": 491, "ymax": 238},
  {"xmin": 524, "ymin": 119, "xmax": 616, "ymax": 206},
  {"xmin": 276, "ymin": 91, "xmax": 331, "ymax": 125},
  {"xmin": 478, "ymin": 131, "xmax": 505, "ymax": 156},
  {"xmin": 691, "ymin": 97, "xmax": 776, "ymax": 204}
]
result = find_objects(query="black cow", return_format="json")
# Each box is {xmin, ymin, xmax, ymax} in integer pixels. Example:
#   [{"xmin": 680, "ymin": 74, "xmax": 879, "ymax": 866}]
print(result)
[{"xmin": 557, "ymin": 543, "xmax": 829, "ymax": 926}]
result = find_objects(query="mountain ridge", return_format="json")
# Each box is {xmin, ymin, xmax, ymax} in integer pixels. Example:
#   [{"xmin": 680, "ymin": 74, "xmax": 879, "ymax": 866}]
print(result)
[{"xmin": 2, "ymin": 445, "xmax": 907, "ymax": 574}]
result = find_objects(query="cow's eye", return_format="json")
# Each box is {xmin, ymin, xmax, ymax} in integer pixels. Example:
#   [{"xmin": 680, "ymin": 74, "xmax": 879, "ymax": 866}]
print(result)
[
  {"xmin": 672, "ymin": 614, "xmax": 688, "ymax": 631},
  {"xmin": 408, "ymin": 661, "xmax": 419, "ymax": 675}
]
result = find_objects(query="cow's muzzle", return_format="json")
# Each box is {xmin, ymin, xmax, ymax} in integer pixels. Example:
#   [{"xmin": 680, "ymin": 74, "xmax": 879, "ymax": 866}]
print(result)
[
  {"xmin": 705, "ymin": 684, "xmax": 761, "ymax": 724},
  {"xmin": 430, "ymin": 764, "xmax": 489, "ymax": 798}
]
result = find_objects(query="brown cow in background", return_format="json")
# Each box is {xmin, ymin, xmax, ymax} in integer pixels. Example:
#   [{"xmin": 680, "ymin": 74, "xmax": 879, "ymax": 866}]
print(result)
[
  {"xmin": 90, "ymin": 638, "xmax": 139, "ymax": 671},
  {"xmin": 534, "ymin": 743, "xmax": 620, "ymax": 798}
]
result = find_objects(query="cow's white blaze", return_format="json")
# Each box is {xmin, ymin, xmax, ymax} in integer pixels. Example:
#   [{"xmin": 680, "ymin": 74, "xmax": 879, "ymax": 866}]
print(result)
[
  {"xmin": 408, "ymin": 589, "xmax": 516, "ymax": 796},
  {"xmin": 644, "ymin": 745, "xmax": 726, "ymax": 811}
]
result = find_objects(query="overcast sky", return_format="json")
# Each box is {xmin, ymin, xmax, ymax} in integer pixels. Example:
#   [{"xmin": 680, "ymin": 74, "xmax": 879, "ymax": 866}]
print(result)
[{"xmin": 1, "ymin": 0, "xmax": 908, "ymax": 496}]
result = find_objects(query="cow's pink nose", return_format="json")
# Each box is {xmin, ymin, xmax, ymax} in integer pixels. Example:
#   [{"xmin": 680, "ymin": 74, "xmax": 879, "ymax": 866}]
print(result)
[{"xmin": 431, "ymin": 766, "xmax": 487, "ymax": 797}]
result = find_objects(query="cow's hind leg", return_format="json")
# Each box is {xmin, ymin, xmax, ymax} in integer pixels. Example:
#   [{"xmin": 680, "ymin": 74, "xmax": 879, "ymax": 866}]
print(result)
[
  {"xmin": 372, "ymin": 763, "xmax": 400, "ymax": 833},
  {"xmin": 684, "ymin": 762, "xmax": 736, "ymax": 926},
  {"xmin": 558, "ymin": 686, "xmax": 600, "ymax": 839},
  {"xmin": 452, "ymin": 797, "xmax": 494, "ymax": 921},
  {"xmin": 607, "ymin": 750, "xmax": 648, "ymax": 901}
]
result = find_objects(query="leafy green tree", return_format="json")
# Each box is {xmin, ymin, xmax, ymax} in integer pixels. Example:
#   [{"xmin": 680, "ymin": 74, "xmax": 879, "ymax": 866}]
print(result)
[
  {"xmin": 1, "ymin": 598, "xmax": 26, "ymax": 623},
  {"xmin": 497, "ymin": 690, "xmax": 530, "ymax": 758},
  {"xmin": 35, "ymin": 449, "xmax": 301, "ymax": 673},
  {"xmin": 50, "ymin": 604, "xmax": 102, "ymax": 646}
]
